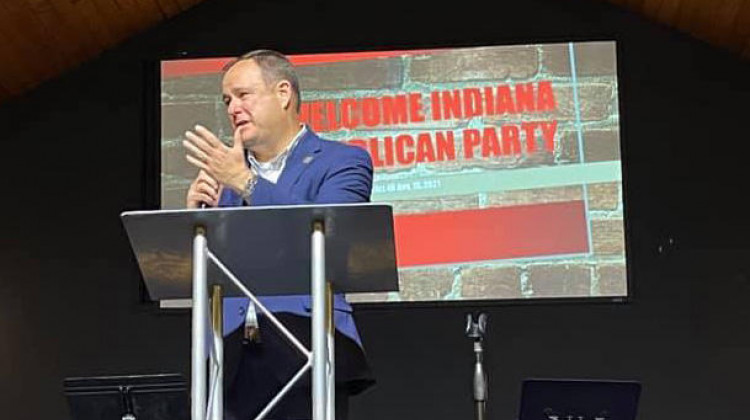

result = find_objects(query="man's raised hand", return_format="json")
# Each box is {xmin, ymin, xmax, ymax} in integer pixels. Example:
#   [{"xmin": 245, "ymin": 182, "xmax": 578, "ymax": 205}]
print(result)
[{"xmin": 183, "ymin": 124, "xmax": 252, "ymax": 194}]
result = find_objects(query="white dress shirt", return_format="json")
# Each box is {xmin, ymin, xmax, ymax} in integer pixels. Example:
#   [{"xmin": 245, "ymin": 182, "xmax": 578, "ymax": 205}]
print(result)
[{"xmin": 246, "ymin": 124, "xmax": 307, "ymax": 184}]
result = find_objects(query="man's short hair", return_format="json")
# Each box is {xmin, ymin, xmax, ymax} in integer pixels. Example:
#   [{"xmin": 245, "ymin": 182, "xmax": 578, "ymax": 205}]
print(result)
[{"xmin": 224, "ymin": 49, "xmax": 301, "ymax": 113}]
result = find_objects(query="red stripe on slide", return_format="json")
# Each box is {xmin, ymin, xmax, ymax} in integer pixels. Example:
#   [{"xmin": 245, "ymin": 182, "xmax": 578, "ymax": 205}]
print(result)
[
  {"xmin": 393, "ymin": 201, "xmax": 590, "ymax": 267},
  {"xmin": 289, "ymin": 49, "xmax": 437, "ymax": 65},
  {"xmin": 161, "ymin": 49, "xmax": 439, "ymax": 78},
  {"xmin": 161, "ymin": 58, "xmax": 232, "ymax": 78}
]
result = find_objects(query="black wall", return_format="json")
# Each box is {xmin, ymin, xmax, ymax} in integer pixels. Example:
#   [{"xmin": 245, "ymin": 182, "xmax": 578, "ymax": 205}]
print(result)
[{"xmin": 2, "ymin": 0, "xmax": 750, "ymax": 418}]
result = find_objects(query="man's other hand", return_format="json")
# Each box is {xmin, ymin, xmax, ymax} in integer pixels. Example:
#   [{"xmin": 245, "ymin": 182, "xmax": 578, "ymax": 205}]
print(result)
[{"xmin": 186, "ymin": 170, "xmax": 221, "ymax": 208}]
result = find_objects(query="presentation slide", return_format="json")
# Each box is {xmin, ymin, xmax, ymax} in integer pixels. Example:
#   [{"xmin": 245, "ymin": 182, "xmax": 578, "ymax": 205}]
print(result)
[{"xmin": 160, "ymin": 41, "xmax": 627, "ymax": 303}]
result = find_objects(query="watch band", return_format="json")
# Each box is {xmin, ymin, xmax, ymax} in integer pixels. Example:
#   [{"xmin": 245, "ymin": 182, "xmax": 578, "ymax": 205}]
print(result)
[{"xmin": 241, "ymin": 174, "xmax": 258, "ymax": 203}]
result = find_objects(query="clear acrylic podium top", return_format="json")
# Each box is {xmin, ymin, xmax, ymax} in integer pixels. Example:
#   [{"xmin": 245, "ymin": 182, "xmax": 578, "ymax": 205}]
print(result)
[{"xmin": 121, "ymin": 203, "xmax": 399, "ymax": 300}]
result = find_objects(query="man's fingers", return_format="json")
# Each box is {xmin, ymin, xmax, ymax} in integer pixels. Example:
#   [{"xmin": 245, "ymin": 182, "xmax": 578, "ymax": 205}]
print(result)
[
  {"xmin": 189, "ymin": 186, "xmax": 217, "ymax": 200},
  {"xmin": 184, "ymin": 125, "xmax": 224, "ymax": 208},
  {"xmin": 183, "ymin": 139, "xmax": 209, "ymax": 162},
  {"xmin": 185, "ymin": 130, "xmax": 214, "ymax": 153},
  {"xmin": 194, "ymin": 125, "xmax": 223, "ymax": 148},
  {"xmin": 197, "ymin": 170, "xmax": 219, "ymax": 190},
  {"xmin": 194, "ymin": 182, "xmax": 218, "ymax": 199},
  {"xmin": 186, "ymin": 154, "xmax": 210, "ymax": 172},
  {"xmin": 195, "ymin": 179, "xmax": 219, "ymax": 195},
  {"xmin": 186, "ymin": 125, "xmax": 246, "ymax": 189},
  {"xmin": 187, "ymin": 177, "xmax": 220, "ymax": 208},
  {"xmin": 188, "ymin": 192, "xmax": 218, "ymax": 207}
]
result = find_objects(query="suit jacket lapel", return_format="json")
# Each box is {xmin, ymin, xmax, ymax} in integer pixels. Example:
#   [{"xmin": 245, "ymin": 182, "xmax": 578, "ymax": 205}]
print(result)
[{"xmin": 276, "ymin": 130, "xmax": 322, "ymax": 191}]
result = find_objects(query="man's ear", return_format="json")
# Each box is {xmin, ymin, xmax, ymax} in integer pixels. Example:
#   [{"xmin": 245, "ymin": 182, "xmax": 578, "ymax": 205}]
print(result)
[{"xmin": 276, "ymin": 80, "xmax": 293, "ymax": 111}]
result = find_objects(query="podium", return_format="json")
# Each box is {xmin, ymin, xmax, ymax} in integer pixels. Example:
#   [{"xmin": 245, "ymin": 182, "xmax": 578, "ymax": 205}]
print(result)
[{"xmin": 121, "ymin": 204, "xmax": 399, "ymax": 420}]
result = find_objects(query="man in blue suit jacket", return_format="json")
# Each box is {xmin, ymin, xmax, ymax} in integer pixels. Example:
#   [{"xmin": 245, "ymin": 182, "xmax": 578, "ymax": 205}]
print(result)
[{"xmin": 184, "ymin": 50, "xmax": 373, "ymax": 420}]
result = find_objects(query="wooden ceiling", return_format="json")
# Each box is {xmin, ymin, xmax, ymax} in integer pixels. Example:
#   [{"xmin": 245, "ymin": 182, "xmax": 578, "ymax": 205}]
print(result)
[
  {"xmin": 610, "ymin": 0, "xmax": 750, "ymax": 57},
  {"xmin": 0, "ymin": 0, "xmax": 748, "ymax": 105},
  {"xmin": 0, "ymin": 0, "xmax": 203, "ymax": 102}
]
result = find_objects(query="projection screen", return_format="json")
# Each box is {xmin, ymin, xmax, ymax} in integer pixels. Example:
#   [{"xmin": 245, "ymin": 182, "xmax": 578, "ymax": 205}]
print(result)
[{"xmin": 159, "ymin": 41, "xmax": 627, "ymax": 303}]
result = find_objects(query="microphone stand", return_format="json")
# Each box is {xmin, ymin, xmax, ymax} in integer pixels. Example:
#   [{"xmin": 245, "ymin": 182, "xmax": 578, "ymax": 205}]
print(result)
[{"xmin": 466, "ymin": 313, "xmax": 488, "ymax": 420}]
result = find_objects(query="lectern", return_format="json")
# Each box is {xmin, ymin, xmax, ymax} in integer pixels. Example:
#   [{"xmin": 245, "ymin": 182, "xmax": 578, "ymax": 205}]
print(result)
[{"xmin": 121, "ymin": 204, "xmax": 398, "ymax": 420}]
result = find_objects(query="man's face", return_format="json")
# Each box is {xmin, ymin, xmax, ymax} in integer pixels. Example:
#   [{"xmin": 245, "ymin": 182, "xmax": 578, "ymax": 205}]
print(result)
[{"xmin": 221, "ymin": 60, "xmax": 286, "ymax": 148}]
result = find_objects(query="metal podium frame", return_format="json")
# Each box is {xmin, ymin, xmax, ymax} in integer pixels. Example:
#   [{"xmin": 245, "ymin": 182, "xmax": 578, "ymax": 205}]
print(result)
[{"xmin": 121, "ymin": 204, "xmax": 398, "ymax": 420}]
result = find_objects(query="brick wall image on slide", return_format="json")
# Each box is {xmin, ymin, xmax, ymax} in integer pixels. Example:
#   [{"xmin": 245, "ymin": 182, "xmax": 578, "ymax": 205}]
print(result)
[{"xmin": 160, "ymin": 41, "xmax": 627, "ymax": 303}]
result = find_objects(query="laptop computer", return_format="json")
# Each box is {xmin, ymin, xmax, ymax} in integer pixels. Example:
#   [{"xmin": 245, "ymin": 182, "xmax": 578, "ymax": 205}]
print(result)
[
  {"xmin": 63, "ymin": 373, "xmax": 189, "ymax": 420},
  {"xmin": 518, "ymin": 379, "xmax": 641, "ymax": 420}
]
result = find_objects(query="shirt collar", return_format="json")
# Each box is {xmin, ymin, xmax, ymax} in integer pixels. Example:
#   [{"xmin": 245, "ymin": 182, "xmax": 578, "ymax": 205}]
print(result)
[{"xmin": 246, "ymin": 124, "xmax": 307, "ymax": 172}]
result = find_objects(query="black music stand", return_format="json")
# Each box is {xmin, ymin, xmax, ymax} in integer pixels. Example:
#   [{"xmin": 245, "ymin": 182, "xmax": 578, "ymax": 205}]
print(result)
[
  {"xmin": 518, "ymin": 379, "xmax": 641, "ymax": 420},
  {"xmin": 64, "ymin": 373, "xmax": 189, "ymax": 420}
]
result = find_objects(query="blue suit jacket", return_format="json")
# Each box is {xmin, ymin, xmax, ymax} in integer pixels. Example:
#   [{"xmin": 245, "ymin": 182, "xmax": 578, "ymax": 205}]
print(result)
[{"xmin": 218, "ymin": 129, "xmax": 373, "ymax": 344}]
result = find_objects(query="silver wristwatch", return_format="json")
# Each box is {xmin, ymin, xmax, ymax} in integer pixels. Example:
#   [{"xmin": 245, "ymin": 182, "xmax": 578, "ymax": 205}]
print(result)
[{"xmin": 241, "ymin": 174, "xmax": 258, "ymax": 203}]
